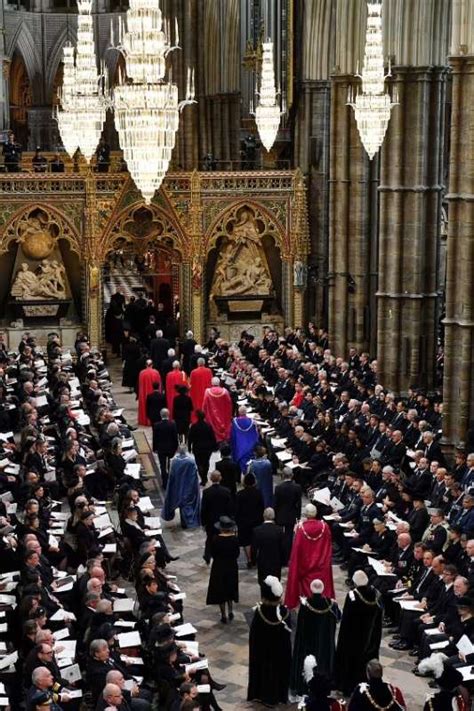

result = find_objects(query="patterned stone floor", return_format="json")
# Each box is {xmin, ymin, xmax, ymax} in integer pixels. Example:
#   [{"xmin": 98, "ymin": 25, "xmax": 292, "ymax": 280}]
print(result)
[{"xmin": 108, "ymin": 357, "xmax": 430, "ymax": 710}]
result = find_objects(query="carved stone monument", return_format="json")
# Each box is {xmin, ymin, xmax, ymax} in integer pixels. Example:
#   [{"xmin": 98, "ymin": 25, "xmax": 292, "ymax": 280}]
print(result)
[
  {"xmin": 8, "ymin": 207, "xmax": 72, "ymax": 320},
  {"xmin": 11, "ymin": 260, "xmax": 67, "ymax": 300}
]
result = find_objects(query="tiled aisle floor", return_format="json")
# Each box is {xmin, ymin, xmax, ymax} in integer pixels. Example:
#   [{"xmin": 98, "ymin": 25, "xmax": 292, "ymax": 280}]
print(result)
[{"xmin": 108, "ymin": 357, "xmax": 430, "ymax": 710}]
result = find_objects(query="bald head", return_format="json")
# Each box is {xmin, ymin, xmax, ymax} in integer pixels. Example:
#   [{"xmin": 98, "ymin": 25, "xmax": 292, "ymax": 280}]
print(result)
[{"xmin": 211, "ymin": 377, "xmax": 220, "ymax": 386}]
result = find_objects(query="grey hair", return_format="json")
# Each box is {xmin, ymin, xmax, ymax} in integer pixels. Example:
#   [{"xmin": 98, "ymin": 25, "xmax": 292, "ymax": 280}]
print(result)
[
  {"xmin": 32, "ymin": 667, "xmax": 50, "ymax": 685},
  {"xmin": 103, "ymin": 684, "xmax": 121, "ymax": 700},
  {"xmin": 90, "ymin": 638, "xmax": 108, "ymax": 656},
  {"xmin": 160, "ymin": 408, "xmax": 169, "ymax": 419},
  {"xmin": 263, "ymin": 508, "xmax": 275, "ymax": 521}
]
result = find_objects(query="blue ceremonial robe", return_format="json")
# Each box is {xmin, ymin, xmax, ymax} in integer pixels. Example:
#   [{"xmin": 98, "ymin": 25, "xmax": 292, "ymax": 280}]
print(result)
[
  {"xmin": 162, "ymin": 452, "xmax": 201, "ymax": 528},
  {"xmin": 249, "ymin": 457, "xmax": 273, "ymax": 507},
  {"xmin": 231, "ymin": 416, "xmax": 259, "ymax": 472}
]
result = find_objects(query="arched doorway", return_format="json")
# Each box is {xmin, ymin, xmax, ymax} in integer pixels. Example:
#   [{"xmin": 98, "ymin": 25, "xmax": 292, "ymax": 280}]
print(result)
[
  {"xmin": 9, "ymin": 51, "xmax": 32, "ymax": 148},
  {"xmin": 101, "ymin": 204, "xmax": 185, "ymax": 340}
]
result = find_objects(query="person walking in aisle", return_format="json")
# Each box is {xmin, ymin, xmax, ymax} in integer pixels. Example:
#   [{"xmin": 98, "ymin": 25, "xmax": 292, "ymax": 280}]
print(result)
[{"xmin": 206, "ymin": 516, "xmax": 240, "ymax": 624}]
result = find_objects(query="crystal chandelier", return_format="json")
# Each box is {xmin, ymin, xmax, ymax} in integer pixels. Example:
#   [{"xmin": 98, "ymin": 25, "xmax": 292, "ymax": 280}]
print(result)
[
  {"xmin": 348, "ymin": 1, "xmax": 397, "ymax": 160},
  {"xmin": 113, "ymin": 0, "xmax": 195, "ymax": 203},
  {"xmin": 255, "ymin": 40, "xmax": 280, "ymax": 152},
  {"xmin": 56, "ymin": 0, "xmax": 106, "ymax": 162},
  {"xmin": 56, "ymin": 44, "xmax": 80, "ymax": 158}
]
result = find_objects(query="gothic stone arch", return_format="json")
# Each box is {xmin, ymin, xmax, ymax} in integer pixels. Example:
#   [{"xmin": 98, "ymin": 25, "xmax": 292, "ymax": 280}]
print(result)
[
  {"xmin": 0, "ymin": 203, "xmax": 82, "ymax": 257},
  {"xmin": 98, "ymin": 202, "xmax": 189, "ymax": 263}
]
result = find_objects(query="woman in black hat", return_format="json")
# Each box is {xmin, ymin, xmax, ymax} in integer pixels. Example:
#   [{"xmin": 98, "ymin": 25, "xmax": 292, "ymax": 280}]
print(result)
[{"xmin": 206, "ymin": 516, "xmax": 239, "ymax": 623}]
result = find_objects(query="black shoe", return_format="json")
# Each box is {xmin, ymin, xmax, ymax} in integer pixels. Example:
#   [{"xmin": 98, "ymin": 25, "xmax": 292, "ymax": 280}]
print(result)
[
  {"xmin": 167, "ymin": 556, "xmax": 180, "ymax": 562},
  {"xmin": 408, "ymin": 647, "xmax": 419, "ymax": 658},
  {"xmin": 212, "ymin": 683, "xmax": 226, "ymax": 692},
  {"xmin": 129, "ymin": 425, "xmax": 138, "ymax": 431},
  {"xmin": 412, "ymin": 668, "xmax": 427, "ymax": 677},
  {"xmin": 220, "ymin": 615, "xmax": 227, "ymax": 624},
  {"xmin": 228, "ymin": 612, "xmax": 234, "ymax": 621},
  {"xmin": 391, "ymin": 641, "xmax": 411, "ymax": 651},
  {"xmin": 340, "ymin": 563, "xmax": 349, "ymax": 571},
  {"xmin": 428, "ymin": 680, "xmax": 438, "ymax": 689}
]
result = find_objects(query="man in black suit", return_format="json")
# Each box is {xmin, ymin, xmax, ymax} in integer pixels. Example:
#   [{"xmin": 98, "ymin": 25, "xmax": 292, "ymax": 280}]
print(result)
[
  {"xmin": 274, "ymin": 468, "xmax": 302, "ymax": 563},
  {"xmin": 145, "ymin": 382, "xmax": 166, "ymax": 426},
  {"xmin": 200, "ymin": 470, "xmax": 234, "ymax": 563},
  {"xmin": 405, "ymin": 456, "xmax": 432, "ymax": 499},
  {"xmin": 382, "ymin": 430, "xmax": 406, "ymax": 468},
  {"xmin": 149, "ymin": 330, "xmax": 169, "ymax": 371},
  {"xmin": 215, "ymin": 444, "xmax": 241, "ymax": 499},
  {"xmin": 251, "ymin": 507, "xmax": 286, "ymax": 586},
  {"xmin": 152, "ymin": 409, "xmax": 179, "ymax": 489},
  {"xmin": 423, "ymin": 431, "xmax": 447, "ymax": 467},
  {"xmin": 180, "ymin": 330, "xmax": 197, "ymax": 375}
]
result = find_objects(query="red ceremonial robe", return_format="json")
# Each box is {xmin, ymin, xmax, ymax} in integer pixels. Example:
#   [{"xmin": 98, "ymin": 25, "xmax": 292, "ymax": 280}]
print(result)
[
  {"xmin": 165, "ymin": 369, "xmax": 187, "ymax": 416},
  {"xmin": 202, "ymin": 386, "xmax": 233, "ymax": 442},
  {"xmin": 137, "ymin": 367, "xmax": 162, "ymax": 426},
  {"xmin": 189, "ymin": 366, "xmax": 213, "ymax": 421},
  {"xmin": 284, "ymin": 519, "xmax": 335, "ymax": 608}
]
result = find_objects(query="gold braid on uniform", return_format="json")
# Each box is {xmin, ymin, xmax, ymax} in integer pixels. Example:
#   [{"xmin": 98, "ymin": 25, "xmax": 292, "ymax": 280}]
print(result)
[
  {"xmin": 305, "ymin": 599, "xmax": 332, "ymax": 614},
  {"xmin": 362, "ymin": 686, "xmax": 400, "ymax": 710},
  {"xmin": 355, "ymin": 588, "xmax": 381, "ymax": 607},
  {"xmin": 298, "ymin": 520, "xmax": 326, "ymax": 542},
  {"xmin": 256, "ymin": 603, "xmax": 289, "ymax": 625}
]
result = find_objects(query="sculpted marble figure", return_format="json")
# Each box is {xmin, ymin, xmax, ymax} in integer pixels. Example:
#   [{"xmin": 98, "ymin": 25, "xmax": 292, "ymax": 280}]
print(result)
[
  {"xmin": 11, "ymin": 259, "xmax": 67, "ymax": 300},
  {"xmin": 211, "ymin": 211, "xmax": 273, "ymax": 298}
]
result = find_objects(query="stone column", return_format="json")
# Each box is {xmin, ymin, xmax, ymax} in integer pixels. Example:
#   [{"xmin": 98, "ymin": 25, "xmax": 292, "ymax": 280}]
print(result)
[
  {"xmin": 27, "ymin": 107, "xmax": 58, "ymax": 151},
  {"xmin": 376, "ymin": 66, "xmax": 446, "ymax": 393},
  {"xmin": 328, "ymin": 74, "xmax": 372, "ymax": 356},
  {"xmin": 293, "ymin": 80, "xmax": 331, "ymax": 327},
  {"xmin": 442, "ymin": 54, "xmax": 474, "ymax": 447},
  {"xmin": 86, "ymin": 264, "xmax": 102, "ymax": 349},
  {"xmin": 180, "ymin": 260, "xmax": 193, "ymax": 336},
  {"xmin": 281, "ymin": 261, "xmax": 294, "ymax": 327}
]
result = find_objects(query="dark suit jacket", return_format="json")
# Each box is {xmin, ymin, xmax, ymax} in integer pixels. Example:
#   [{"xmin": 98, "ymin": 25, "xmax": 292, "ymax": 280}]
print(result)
[
  {"xmin": 146, "ymin": 390, "xmax": 167, "ymax": 424},
  {"xmin": 424, "ymin": 442, "xmax": 447, "ymax": 467},
  {"xmin": 188, "ymin": 420, "xmax": 217, "ymax": 455},
  {"xmin": 251, "ymin": 521, "xmax": 286, "ymax": 583},
  {"xmin": 150, "ymin": 336, "xmax": 169, "ymax": 369},
  {"xmin": 382, "ymin": 440, "xmax": 406, "ymax": 467},
  {"xmin": 152, "ymin": 419, "xmax": 179, "ymax": 455},
  {"xmin": 215, "ymin": 457, "xmax": 241, "ymax": 497},
  {"xmin": 180, "ymin": 338, "xmax": 197, "ymax": 373},
  {"xmin": 429, "ymin": 584, "xmax": 455, "ymax": 617},
  {"xmin": 200, "ymin": 483, "xmax": 234, "ymax": 534},
  {"xmin": 407, "ymin": 507, "xmax": 430, "ymax": 542},
  {"xmin": 274, "ymin": 480, "xmax": 302, "ymax": 526},
  {"xmin": 405, "ymin": 468, "xmax": 432, "ymax": 498}
]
